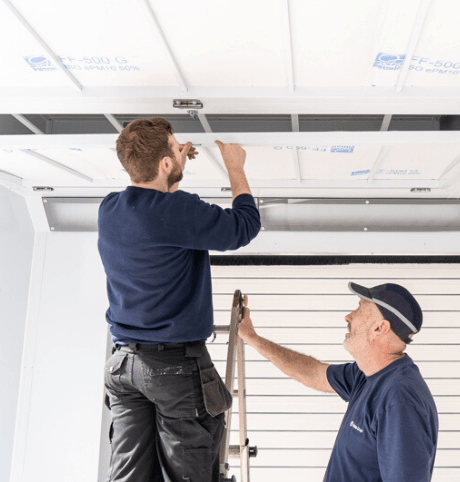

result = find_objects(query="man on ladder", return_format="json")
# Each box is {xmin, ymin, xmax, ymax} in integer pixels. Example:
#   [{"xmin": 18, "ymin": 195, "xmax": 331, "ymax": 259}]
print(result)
[{"xmin": 98, "ymin": 117, "xmax": 261, "ymax": 482}]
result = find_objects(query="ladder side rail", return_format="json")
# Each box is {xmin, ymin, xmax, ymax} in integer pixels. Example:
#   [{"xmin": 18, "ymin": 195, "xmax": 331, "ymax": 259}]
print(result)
[{"xmin": 237, "ymin": 334, "xmax": 250, "ymax": 481}]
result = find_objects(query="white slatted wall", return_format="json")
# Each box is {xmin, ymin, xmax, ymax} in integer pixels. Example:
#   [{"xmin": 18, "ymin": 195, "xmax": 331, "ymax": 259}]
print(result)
[{"xmin": 208, "ymin": 264, "xmax": 460, "ymax": 482}]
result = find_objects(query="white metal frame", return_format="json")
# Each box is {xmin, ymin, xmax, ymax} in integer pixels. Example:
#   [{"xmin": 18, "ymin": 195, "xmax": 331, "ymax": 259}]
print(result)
[{"xmin": 1, "ymin": 87, "xmax": 460, "ymax": 115}]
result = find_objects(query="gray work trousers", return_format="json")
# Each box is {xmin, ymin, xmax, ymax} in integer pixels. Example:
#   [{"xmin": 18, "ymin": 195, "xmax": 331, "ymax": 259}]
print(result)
[{"xmin": 104, "ymin": 341, "xmax": 232, "ymax": 482}]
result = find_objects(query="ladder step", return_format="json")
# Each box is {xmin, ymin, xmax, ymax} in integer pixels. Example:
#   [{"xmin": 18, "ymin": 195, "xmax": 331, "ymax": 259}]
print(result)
[
  {"xmin": 232, "ymin": 390, "xmax": 238, "ymax": 397},
  {"xmin": 228, "ymin": 445, "xmax": 258, "ymax": 458},
  {"xmin": 214, "ymin": 325, "xmax": 230, "ymax": 334}
]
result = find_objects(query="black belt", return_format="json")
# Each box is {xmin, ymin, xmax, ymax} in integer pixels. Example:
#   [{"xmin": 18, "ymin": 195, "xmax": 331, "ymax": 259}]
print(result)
[{"xmin": 114, "ymin": 341, "xmax": 205, "ymax": 353}]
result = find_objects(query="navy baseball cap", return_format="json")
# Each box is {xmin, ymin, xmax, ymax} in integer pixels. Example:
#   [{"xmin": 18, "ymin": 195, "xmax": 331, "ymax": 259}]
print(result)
[{"xmin": 348, "ymin": 282, "xmax": 423, "ymax": 344}]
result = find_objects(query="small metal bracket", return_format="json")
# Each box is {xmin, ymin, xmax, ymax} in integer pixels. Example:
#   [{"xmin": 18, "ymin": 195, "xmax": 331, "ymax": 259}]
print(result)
[
  {"xmin": 173, "ymin": 99, "xmax": 203, "ymax": 109},
  {"xmin": 33, "ymin": 186, "xmax": 54, "ymax": 192},
  {"xmin": 187, "ymin": 110, "xmax": 199, "ymax": 120}
]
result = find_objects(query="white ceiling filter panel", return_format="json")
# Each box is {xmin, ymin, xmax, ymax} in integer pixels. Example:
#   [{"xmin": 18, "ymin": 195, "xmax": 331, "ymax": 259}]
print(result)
[
  {"xmin": 150, "ymin": 0, "xmax": 288, "ymax": 87},
  {"xmin": 181, "ymin": 150, "xmax": 229, "ymax": 180},
  {"xmin": 33, "ymin": 149, "xmax": 117, "ymax": 180},
  {"xmin": 0, "ymin": 149, "xmax": 89, "ymax": 183},
  {"xmin": 65, "ymin": 149, "xmax": 130, "ymax": 180},
  {"xmin": 298, "ymin": 145, "xmax": 382, "ymax": 180},
  {"xmin": 204, "ymin": 146, "xmax": 297, "ymax": 180},
  {"xmin": 7, "ymin": 0, "xmax": 179, "ymax": 87},
  {"xmin": 0, "ymin": 2, "xmax": 70, "ymax": 87},
  {"xmin": 405, "ymin": 0, "xmax": 460, "ymax": 86},
  {"xmin": 374, "ymin": 144, "xmax": 460, "ymax": 180},
  {"xmin": 365, "ymin": 0, "xmax": 422, "ymax": 87},
  {"xmin": 289, "ymin": 0, "xmax": 387, "ymax": 86}
]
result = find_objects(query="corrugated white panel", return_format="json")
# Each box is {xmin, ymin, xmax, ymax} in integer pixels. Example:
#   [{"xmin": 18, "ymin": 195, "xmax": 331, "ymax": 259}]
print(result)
[{"xmin": 208, "ymin": 264, "xmax": 460, "ymax": 482}]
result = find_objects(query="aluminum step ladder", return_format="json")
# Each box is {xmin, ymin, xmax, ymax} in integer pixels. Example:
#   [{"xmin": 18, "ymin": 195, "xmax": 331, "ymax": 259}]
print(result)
[{"xmin": 214, "ymin": 290, "xmax": 258, "ymax": 482}]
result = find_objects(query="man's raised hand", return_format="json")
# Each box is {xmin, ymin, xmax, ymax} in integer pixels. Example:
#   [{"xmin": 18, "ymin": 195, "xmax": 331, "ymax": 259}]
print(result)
[{"xmin": 215, "ymin": 141, "xmax": 246, "ymax": 172}]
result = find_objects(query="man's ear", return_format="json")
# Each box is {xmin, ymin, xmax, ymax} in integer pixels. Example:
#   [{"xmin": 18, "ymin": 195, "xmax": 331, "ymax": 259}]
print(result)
[
  {"xmin": 372, "ymin": 319, "xmax": 392, "ymax": 338},
  {"xmin": 159, "ymin": 156, "xmax": 172, "ymax": 174}
]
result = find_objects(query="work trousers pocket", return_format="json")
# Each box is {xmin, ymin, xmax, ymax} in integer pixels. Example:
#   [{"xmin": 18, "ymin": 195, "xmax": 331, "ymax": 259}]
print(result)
[{"xmin": 198, "ymin": 365, "xmax": 232, "ymax": 417}]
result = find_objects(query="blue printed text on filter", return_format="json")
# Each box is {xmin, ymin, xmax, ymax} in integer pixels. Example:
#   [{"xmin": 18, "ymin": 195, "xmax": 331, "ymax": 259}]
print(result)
[{"xmin": 58, "ymin": 56, "xmax": 129, "ymax": 65}]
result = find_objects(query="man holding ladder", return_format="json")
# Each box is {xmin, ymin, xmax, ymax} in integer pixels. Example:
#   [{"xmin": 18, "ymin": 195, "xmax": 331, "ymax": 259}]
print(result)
[{"xmin": 98, "ymin": 117, "xmax": 260, "ymax": 481}]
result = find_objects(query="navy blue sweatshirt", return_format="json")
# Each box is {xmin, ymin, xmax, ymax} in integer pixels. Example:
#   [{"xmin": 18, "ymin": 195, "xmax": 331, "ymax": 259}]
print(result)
[
  {"xmin": 98, "ymin": 187, "xmax": 261, "ymax": 345},
  {"xmin": 325, "ymin": 355, "xmax": 438, "ymax": 482}
]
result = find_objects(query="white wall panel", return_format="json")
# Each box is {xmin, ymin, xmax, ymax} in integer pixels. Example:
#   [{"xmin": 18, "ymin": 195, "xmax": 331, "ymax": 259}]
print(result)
[
  {"xmin": 209, "ymin": 264, "xmax": 460, "ymax": 481},
  {"xmin": 0, "ymin": 186, "xmax": 34, "ymax": 482},
  {"xmin": 12, "ymin": 233, "xmax": 109, "ymax": 482}
]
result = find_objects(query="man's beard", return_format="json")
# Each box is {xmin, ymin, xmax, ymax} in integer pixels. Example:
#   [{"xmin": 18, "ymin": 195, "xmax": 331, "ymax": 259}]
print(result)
[{"xmin": 167, "ymin": 158, "xmax": 183, "ymax": 188}]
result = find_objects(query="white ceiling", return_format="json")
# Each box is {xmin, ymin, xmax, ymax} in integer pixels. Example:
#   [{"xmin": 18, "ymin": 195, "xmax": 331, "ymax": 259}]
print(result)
[{"xmin": 0, "ymin": 0, "xmax": 460, "ymax": 199}]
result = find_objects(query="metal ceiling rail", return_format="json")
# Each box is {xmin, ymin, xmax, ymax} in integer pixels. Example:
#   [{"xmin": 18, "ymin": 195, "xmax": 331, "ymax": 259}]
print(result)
[
  {"xmin": 139, "ymin": 0, "xmax": 188, "ymax": 92},
  {"xmin": 290, "ymin": 115, "xmax": 301, "ymax": 181},
  {"xmin": 0, "ymin": 169, "xmax": 22, "ymax": 186},
  {"xmin": 12, "ymin": 115, "xmax": 44, "ymax": 135},
  {"xmin": 104, "ymin": 115, "xmax": 123, "ymax": 133},
  {"xmin": 20, "ymin": 150, "xmax": 93, "ymax": 183},
  {"xmin": 396, "ymin": 0, "xmax": 432, "ymax": 92},
  {"xmin": 2, "ymin": 131, "xmax": 460, "ymax": 148},
  {"xmin": 197, "ymin": 114, "xmax": 212, "ymax": 133},
  {"xmin": 380, "ymin": 115, "xmax": 392, "ymax": 132},
  {"xmin": 1, "ymin": 86, "xmax": 460, "ymax": 114},
  {"xmin": 281, "ymin": 0, "xmax": 295, "ymax": 92},
  {"xmin": 1, "ymin": 0, "xmax": 82, "ymax": 92}
]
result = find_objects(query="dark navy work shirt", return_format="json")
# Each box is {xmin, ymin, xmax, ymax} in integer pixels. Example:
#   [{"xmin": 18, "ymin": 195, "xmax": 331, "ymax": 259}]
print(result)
[
  {"xmin": 325, "ymin": 355, "xmax": 438, "ymax": 482},
  {"xmin": 98, "ymin": 187, "xmax": 260, "ymax": 345}
]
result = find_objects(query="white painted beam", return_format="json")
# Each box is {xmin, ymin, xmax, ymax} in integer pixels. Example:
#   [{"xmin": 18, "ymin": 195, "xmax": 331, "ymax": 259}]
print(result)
[
  {"xmin": 199, "ymin": 147, "xmax": 228, "ymax": 180},
  {"xmin": 197, "ymin": 113, "xmax": 212, "ymax": 133},
  {"xmin": 20, "ymin": 150, "xmax": 93, "ymax": 183},
  {"xmin": 104, "ymin": 114, "xmax": 123, "ymax": 133},
  {"xmin": 1, "ymin": 86, "xmax": 460, "ymax": 115},
  {"xmin": 12, "ymin": 114, "xmax": 44, "ymax": 135},
  {"xmin": 380, "ymin": 115, "xmax": 392, "ymax": 132},
  {"xmin": 1, "ymin": 0, "xmax": 82, "ymax": 92},
  {"xmin": 367, "ymin": 146, "xmax": 390, "ymax": 182},
  {"xmin": 281, "ymin": 0, "xmax": 295, "ymax": 92},
  {"xmin": 2, "ymin": 131, "xmax": 460, "ymax": 149},
  {"xmin": 140, "ymin": 0, "xmax": 188, "ymax": 92},
  {"xmin": 396, "ymin": 0, "xmax": 432, "ymax": 92}
]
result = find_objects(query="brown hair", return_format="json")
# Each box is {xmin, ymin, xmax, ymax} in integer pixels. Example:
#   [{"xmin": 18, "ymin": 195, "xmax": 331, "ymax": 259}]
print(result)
[{"xmin": 116, "ymin": 117, "xmax": 175, "ymax": 183}]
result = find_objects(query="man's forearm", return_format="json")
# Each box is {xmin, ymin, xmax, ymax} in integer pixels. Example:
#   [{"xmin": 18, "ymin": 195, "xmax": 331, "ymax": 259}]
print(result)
[
  {"xmin": 246, "ymin": 334, "xmax": 334, "ymax": 393},
  {"xmin": 228, "ymin": 167, "xmax": 252, "ymax": 200}
]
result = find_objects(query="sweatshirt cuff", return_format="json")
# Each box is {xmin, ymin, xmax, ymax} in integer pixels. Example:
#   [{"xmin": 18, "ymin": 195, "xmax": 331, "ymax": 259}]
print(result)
[{"xmin": 232, "ymin": 193, "xmax": 257, "ymax": 208}]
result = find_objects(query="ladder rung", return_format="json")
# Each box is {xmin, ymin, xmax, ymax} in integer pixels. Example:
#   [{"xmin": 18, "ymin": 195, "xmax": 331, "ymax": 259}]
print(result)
[
  {"xmin": 228, "ymin": 445, "xmax": 258, "ymax": 458},
  {"xmin": 232, "ymin": 390, "xmax": 238, "ymax": 397},
  {"xmin": 214, "ymin": 325, "xmax": 230, "ymax": 334}
]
